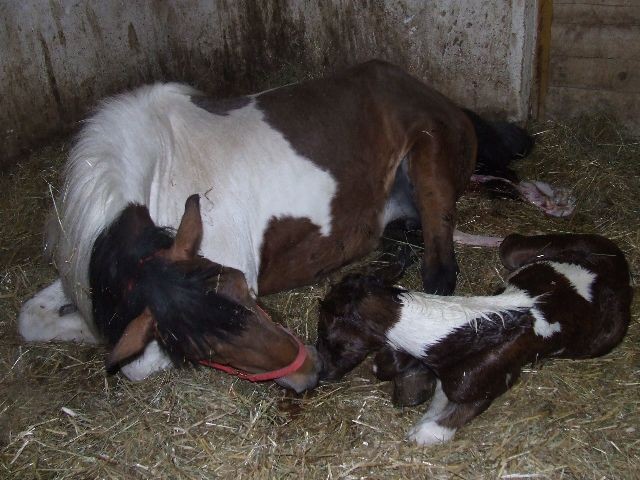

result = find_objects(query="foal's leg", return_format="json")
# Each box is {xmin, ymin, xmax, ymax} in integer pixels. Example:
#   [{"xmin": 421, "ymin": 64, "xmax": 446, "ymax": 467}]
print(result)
[
  {"xmin": 407, "ymin": 380, "xmax": 492, "ymax": 446},
  {"xmin": 408, "ymin": 336, "xmax": 530, "ymax": 445},
  {"xmin": 407, "ymin": 135, "xmax": 471, "ymax": 294},
  {"xmin": 373, "ymin": 347, "xmax": 435, "ymax": 407}
]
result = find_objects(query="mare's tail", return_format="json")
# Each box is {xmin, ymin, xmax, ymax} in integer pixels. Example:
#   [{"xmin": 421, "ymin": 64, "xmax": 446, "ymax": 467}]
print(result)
[{"xmin": 463, "ymin": 109, "xmax": 534, "ymax": 183}]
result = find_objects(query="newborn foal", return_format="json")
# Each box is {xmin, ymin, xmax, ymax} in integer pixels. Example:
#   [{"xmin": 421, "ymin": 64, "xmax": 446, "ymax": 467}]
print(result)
[{"xmin": 316, "ymin": 233, "xmax": 632, "ymax": 445}]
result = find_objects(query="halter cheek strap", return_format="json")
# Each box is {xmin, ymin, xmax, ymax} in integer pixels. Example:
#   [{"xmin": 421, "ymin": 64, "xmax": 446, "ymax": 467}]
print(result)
[{"xmin": 199, "ymin": 324, "xmax": 309, "ymax": 382}]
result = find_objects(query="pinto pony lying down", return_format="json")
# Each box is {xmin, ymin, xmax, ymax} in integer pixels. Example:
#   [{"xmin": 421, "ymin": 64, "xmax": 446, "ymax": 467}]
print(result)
[
  {"xmin": 316, "ymin": 234, "xmax": 632, "ymax": 445},
  {"xmin": 19, "ymin": 60, "xmax": 538, "ymax": 384}
]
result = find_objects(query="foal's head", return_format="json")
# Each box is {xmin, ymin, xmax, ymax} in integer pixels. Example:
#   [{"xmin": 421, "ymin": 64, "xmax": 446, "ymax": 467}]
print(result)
[
  {"xmin": 316, "ymin": 273, "xmax": 406, "ymax": 380},
  {"xmin": 316, "ymin": 272, "xmax": 434, "ymax": 406},
  {"xmin": 91, "ymin": 195, "xmax": 320, "ymax": 392}
]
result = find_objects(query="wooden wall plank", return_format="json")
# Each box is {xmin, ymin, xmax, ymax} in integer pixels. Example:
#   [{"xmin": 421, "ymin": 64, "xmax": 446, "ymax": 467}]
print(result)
[
  {"xmin": 551, "ymin": 24, "xmax": 640, "ymax": 59},
  {"xmin": 546, "ymin": 1, "xmax": 640, "ymax": 132},
  {"xmin": 545, "ymin": 86, "xmax": 640, "ymax": 131},
  {"xmin": 555, "ymin": 1, "xmax": 639, "ymax": 7},
  {"xmin": 555, "ymin": 4, "xmax": 640, "ymax": 25},
  {"xmin": 550, "ymin": 56, "xmax": 640, "ymax": 93}
]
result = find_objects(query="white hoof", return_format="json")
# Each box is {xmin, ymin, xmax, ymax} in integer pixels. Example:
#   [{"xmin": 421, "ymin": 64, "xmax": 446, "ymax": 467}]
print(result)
[
  {"xmin": 18, "ymin": 279, "xmax": 99, "ymax": 343},
  {"xmin": 407, "ymin": 420, "xmax": 455, "ymax": 446}
]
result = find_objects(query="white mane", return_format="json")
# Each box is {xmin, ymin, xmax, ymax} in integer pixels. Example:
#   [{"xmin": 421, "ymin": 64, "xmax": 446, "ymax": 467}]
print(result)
[{"xmin": 53, "ymin": 83, "xmax": 199, "ymax": 320}]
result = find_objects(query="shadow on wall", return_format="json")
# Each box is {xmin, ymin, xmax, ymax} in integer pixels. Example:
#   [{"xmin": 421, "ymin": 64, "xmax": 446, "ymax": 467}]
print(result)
[{"xmin": 0, "ymin": 0, "xmax": 412, "ymax": 167}]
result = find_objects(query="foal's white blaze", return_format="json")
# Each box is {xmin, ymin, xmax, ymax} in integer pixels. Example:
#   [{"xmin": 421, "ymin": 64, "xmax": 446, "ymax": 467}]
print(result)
[
  {"xmin": 19, "ymin": 83, "xmax": 337, "ymax": 381},
  {"xmin": 546, "ymin": 261, "xmax": 596, "ymax": 302},
  {"xmin": 386, "ymin": 286, "xmax": 536, "ymax": 358}
]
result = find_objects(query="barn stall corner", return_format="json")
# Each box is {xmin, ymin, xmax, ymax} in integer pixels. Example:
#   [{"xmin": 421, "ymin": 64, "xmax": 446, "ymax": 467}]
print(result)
[{"xmin": 1, "ymin": 1, "xmax": 638, "ymax": 478}]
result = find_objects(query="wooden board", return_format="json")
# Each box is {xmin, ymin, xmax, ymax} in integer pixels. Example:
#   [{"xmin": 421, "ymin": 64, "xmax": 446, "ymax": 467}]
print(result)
[
  {"xmin": 546, "ymin": 86, "xmax": 639, "ymax": 127},
  {"xmin": 550, "ymin": 56, "xmax": 640, "ymax": 93},
  {"xmin": 555, "ymin": 4, "xmax": 640, "ymax": 26},
  {"xmin": 551, "ymin": 24, "xmax": 640, "ymax": 60},
  {"xmin": 545, "ymin": 1, "xmax": 640, "ymax": 133}
]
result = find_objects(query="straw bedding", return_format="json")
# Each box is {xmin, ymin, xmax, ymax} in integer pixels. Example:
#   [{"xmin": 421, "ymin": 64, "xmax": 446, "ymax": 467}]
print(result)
[{"xmin": 1, "ymin": 115, "xmax": 638, "ymax": 479}]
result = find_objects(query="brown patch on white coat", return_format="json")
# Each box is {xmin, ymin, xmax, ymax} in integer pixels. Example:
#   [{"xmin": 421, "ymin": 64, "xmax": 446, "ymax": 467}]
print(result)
[{"xmin": 20, "ymin": 60, "xmax": 535, "ymax": 383}]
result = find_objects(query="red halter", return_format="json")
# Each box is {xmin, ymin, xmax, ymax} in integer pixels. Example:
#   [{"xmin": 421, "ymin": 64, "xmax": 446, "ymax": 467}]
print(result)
[{"xmin": 199, "ymin": 312, "xmax": 308, "ymax": 382}]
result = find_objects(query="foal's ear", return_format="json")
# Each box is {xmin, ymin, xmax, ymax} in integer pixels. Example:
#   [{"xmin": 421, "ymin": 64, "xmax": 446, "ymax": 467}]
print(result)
[
  {"xmin": 169, "ymin": 194, "xmax": 203, "ymax": 261},
  {"xmin": 106, "ymin": 308, "xmax": 156, "ymax": 372},
  {"xmin": 500, "ymin": 234, "xmax": 553, "ymax": 271}
]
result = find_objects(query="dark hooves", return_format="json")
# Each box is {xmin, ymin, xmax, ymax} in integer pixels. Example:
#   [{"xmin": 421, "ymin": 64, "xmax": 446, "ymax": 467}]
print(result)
[
  {"xmin": 392, "ymin": 368, "xmax": 437, "ymax": 407},
  {"xmin": 421, "ymin": 260, "xmax": 458, "ymax": 296}
]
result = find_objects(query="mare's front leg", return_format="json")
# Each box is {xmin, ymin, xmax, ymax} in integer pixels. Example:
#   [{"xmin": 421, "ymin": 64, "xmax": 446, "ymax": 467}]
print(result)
[
  {"xmin": 18, "ymin": 278, "xmax": 99, "ymax": 343},
  {"xmin": 407, "ymin": 135, "xmax": 467, "ymax": 295}
]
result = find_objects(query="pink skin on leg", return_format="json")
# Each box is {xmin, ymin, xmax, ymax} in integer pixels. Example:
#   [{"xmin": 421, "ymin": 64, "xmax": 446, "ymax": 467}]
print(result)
[{"xmin": 453, "ymin": 230, "xmax": 503, "ymax": 247}]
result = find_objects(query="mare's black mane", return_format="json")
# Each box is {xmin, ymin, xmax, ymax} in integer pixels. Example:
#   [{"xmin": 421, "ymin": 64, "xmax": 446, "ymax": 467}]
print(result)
[{"xmin": 89, "ymin": 204, "xmax": 248, "ymax": 365}]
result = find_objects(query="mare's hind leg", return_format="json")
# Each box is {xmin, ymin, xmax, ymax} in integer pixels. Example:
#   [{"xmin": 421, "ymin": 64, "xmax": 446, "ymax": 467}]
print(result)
[
  {"xmin": 18, "ymin": 278, "xmax": 99, "ymax": 343},
  {"xmin": 407, "ymin": 380, "xmax": 492, "ymax": 446},
  {"xmin": 407, "ymin": 133, "xmax": 474, "ymax": 294}
]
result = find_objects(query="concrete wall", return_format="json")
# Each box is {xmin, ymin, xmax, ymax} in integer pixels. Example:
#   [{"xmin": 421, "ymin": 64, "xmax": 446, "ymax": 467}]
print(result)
[{"xmin": 1, "ymin": 0, "xmax": 539, "ymax": 167}]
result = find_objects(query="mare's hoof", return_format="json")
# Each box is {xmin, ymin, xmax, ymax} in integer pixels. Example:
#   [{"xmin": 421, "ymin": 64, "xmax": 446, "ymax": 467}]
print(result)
[{"xmin": 421, "ymin": 260, "xmax": 458, "ymax": 295}]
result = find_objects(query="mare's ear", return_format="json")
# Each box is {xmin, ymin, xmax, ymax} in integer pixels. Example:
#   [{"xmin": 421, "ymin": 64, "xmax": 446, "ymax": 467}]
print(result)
[
  {"xmin": 216, "ymin": 267, "xmax": 253, "ymax": 305},
  {"xmin": 169, "ymin": 194, "xmax": 203, "ymax": 261},
  {"xmin": 106, "ymin": 308, "xmax": 156, "ymax": 372},
  {"xmin": 121, "ymin": 204, "xmax": 156, "ymax": 238}
]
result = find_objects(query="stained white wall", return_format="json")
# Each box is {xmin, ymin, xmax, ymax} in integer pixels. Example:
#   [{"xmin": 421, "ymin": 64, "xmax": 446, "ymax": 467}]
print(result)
[{"xmin": 0, "ymin": 0, "xmax": 539, "ymax": 165}]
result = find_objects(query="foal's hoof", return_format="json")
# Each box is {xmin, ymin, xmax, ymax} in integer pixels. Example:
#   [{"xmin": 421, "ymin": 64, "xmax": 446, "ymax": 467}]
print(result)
[
  {"xmin": 407, "ymin": 420, "xmax": 456, "ymax": 446},
  {"xmin": 392, "ymin": 368, "xmax": 436, "ymax": 407}
]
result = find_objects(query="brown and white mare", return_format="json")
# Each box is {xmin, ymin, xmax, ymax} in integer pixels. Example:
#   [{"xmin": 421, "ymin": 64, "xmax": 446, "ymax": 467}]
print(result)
[{"xmin": 18, "ymin": 60, "xmax": 532, "ymax": 387}]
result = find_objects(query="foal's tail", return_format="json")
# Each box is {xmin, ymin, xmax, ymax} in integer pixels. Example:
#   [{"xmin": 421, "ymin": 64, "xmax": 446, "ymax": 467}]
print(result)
[{"xmin": 463, "ymin": 109, "xmax": 534, "ymax": 183}]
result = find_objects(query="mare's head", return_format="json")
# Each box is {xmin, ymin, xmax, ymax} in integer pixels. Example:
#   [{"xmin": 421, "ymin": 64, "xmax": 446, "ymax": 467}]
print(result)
[
  {"xmin": 91, "ymin": 195, "xmax": 320, "ymax": 392},
  {"xmin": 316, "ymin": 273, "xmax": 406, "ymax": 381}
]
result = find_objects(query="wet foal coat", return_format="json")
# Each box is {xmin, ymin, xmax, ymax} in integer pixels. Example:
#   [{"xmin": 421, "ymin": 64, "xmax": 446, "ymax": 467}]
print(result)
[
  {"xmin": 18, "ymin": 60, "xmax": 527, "ymax": 383},
  {"xmin": 316, "ymin": 234, "xmax": 632, "ymax": 444}
]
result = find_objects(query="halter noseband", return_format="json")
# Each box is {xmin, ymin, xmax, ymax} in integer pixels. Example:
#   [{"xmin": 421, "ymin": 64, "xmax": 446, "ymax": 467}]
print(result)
[{"xmin": 199, "ymin": 321, "xmax": 308, "ymax": 382}]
